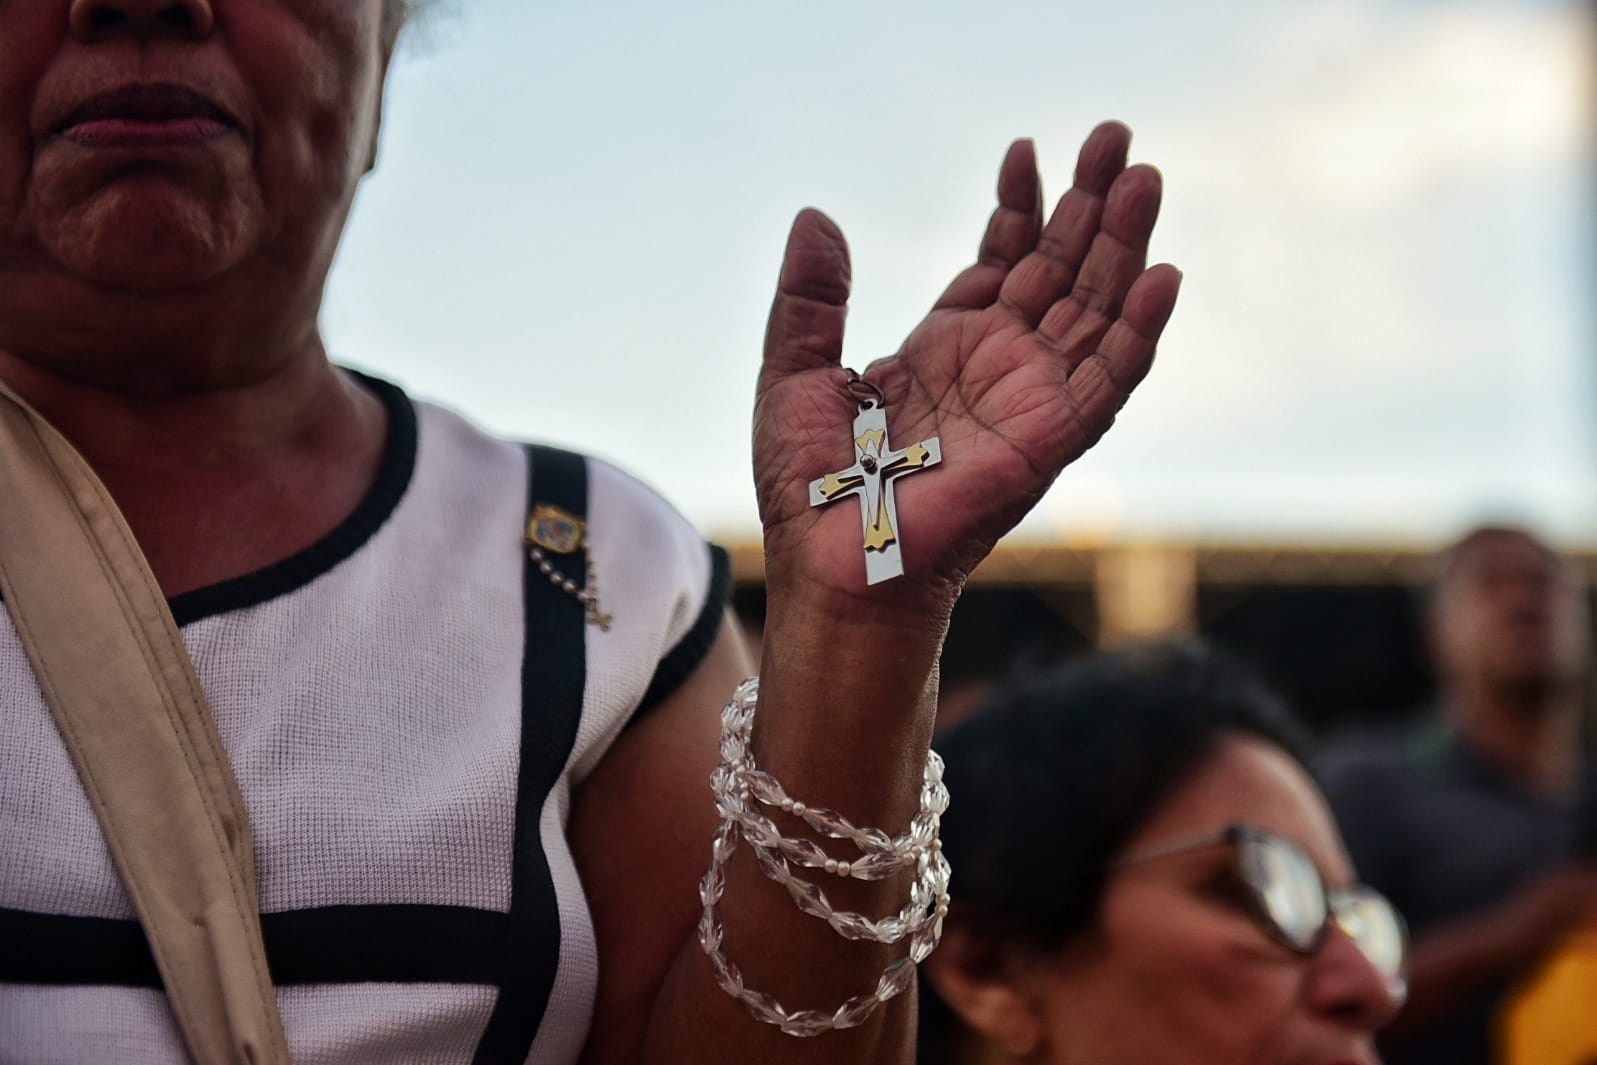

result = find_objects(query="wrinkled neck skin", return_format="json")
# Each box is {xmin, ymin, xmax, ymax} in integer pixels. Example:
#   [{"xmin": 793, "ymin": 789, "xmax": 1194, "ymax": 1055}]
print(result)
[{"xmin": 0, "ymin": 271, "xmax": 387, "ymax": 598}]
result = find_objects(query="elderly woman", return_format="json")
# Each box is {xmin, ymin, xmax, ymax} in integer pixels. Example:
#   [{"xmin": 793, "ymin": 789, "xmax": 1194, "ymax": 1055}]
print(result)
[
  {"xmin": 0, "ymin": 2, "xmax": 1180, "ymax": 1063},
  {"xmin": 919, "ymin": 643, "xmax": 1409, "ymax": 1065}
]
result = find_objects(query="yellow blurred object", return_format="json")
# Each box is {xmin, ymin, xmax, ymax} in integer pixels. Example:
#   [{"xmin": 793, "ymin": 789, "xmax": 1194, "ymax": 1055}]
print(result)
[{"xmin": 1499, "ymin": 928, "xmax": 1597, "ymax": 1065}]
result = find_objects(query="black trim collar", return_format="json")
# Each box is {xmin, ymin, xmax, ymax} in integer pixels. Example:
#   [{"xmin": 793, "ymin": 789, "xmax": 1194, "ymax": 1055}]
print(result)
[
  {"xmin": 634, "ymin": 544, "xmax": 730, "ymax": 719},
  {"xmin": 167, "ymin": 372, "xmax": 417, "ymax": 627}
]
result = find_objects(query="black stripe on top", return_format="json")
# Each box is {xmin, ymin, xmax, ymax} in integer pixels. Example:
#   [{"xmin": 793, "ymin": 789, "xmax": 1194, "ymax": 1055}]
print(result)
[
  {"xmin": 470, "ymin": 445, "xmax": 592, "ymax": 1065},
  {"xmin": 0, "ymin": 905, "xmax": 507, "ymax": 987}
]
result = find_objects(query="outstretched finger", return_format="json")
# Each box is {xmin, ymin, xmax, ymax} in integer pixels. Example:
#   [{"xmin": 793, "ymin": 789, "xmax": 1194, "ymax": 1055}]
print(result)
[
  {"xmin": 996, "ymin": 120, "xmax": 1130, "ymax": 324},
  {"xmin": 1056, "ymin": 263, "xmax": 1182, "ymax": 458},
  {"xmin": 761, "ymin": 209, "xmax": 852, "ymax": 383},
  {"xmin": 931, "ymin": 139, "xmax": 1043, "ymax": 312},
  {"xmin": 1036, "ymin": 164, "xmax": 1163, "ymax": 364}
]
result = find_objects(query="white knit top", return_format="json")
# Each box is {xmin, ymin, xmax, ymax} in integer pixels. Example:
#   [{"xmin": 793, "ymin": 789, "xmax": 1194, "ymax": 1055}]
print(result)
[{"xmin": 0, "ymin": 375, "xmax": 728, "ymax": 1065}]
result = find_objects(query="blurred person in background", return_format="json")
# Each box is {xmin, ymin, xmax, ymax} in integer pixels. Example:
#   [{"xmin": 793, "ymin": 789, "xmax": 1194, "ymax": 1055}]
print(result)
[
  {"xmin": 1323, "ymin": 526, "xmax": 1597, "ymax": 1065},
  {"xmin": 918, "ymin": 641, "xmax": 1406, "ymax": 1065}
]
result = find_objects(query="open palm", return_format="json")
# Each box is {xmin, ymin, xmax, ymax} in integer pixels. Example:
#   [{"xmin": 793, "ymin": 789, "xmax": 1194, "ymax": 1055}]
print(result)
[{"xmin": 754, "ymin": 123, "xmax": 1181, "ymax": 610}]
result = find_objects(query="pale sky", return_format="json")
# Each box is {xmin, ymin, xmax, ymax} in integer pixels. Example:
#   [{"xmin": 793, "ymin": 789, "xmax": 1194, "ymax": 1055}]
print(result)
[{"xmin": 323, "ymin": 0, "xmax": 1597, "ymax": 549}]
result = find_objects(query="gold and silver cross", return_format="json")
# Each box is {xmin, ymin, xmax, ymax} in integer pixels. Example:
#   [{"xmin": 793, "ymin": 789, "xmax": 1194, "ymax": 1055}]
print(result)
[{"xmin": 808, "ymin": 390, "xmax": 941, "ymax": 585}]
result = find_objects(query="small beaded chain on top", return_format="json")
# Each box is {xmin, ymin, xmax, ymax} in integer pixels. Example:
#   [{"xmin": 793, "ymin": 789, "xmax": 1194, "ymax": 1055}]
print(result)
[
  {"xmin": 524, "ymin": 504, "xmax": 612, "ymax": 630},
  {"xmin": 698, "ymin": 677, "xmax": 951, "ymax": 1037}
]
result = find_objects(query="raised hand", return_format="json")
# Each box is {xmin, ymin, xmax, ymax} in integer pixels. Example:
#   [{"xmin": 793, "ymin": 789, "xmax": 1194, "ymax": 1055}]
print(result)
[{"xmin": 754, "ymin": 122, "xmax": 1181, "ymax": 613}]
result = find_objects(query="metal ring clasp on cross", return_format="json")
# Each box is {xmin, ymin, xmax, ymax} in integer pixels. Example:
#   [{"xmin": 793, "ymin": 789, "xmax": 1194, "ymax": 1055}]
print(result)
[{"xmin": 843, "ymin": 368, "xmax": 886, "ymax": 411}]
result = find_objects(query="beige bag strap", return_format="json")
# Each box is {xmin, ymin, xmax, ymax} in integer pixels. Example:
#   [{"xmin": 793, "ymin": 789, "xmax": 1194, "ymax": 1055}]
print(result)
[{"xmin": 0, "ymin": 381, "xmax": 291, "ymax": 1065}]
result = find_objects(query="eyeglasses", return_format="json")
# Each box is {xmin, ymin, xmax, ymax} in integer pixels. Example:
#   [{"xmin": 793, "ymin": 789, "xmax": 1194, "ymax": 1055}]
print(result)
[{"xmin": 1115, "ymin": 824, "xmax": 1408, "ymax": 993}]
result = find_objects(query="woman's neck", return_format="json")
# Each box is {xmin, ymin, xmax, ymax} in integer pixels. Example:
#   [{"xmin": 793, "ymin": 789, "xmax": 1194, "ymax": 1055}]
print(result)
[{"xmin": 0, "ymin": 341, "xmax": 389, "ymax": 597}]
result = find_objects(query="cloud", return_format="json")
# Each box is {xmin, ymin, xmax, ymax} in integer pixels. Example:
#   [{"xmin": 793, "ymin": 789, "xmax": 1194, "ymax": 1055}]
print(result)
[
  {"xmin": 330, "ymin": 0, "xmax": 1597, "ymax": 544},
  {"xmin": 1265, "ymin": 3, "xmax": 1588, "ymax": 205},
  {"xmin": 1063, "ymin": 0, "xmax": 1597, "ymax": 539}
]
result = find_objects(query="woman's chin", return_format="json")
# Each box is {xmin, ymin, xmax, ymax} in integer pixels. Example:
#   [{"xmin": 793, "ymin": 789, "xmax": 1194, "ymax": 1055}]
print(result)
[
  {"xmin": 67, "ymin": 251, "xmax": 231, "ymax": 291},
  {"xmin": 34, "ymin": 186, "xmax": 254, "ymax": 291}
]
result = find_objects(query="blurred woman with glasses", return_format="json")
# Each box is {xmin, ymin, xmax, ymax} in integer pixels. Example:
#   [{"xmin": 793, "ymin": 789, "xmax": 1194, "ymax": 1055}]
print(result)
[{"xmin": 919, "ymin": 641, "xmax": 1407, "ymax": 1065}]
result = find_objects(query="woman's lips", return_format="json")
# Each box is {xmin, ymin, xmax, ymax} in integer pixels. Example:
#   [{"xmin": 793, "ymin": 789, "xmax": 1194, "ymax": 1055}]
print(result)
[
  {"xmin": 60, "ymin": 117, "xmax": 233, "ymax": 148},
  {"xmin": 52, "ymin": 83, "xmax": 238, "ymax": 148}
]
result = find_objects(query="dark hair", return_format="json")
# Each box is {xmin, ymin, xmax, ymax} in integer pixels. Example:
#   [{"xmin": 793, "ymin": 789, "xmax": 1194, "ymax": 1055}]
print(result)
[{"xmin": 918, "ymin": 639, "xmax": 1313, "ymax": 1062}]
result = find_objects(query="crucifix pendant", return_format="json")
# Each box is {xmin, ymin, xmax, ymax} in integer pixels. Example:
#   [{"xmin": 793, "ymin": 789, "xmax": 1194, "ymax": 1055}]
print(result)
[{"xmin": 808, "ymin": 396, "xmax": 941, "ymax": 585}]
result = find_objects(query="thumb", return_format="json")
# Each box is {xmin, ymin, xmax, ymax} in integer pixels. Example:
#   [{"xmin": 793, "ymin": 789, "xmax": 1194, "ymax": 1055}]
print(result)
[{"xmin": 761, "ymin": 208, "xmax": 851, "ymax": 382}]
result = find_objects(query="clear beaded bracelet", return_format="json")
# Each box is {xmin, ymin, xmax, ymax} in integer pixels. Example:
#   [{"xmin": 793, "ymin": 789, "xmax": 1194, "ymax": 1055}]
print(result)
[
  {"xmin": 739, "ymin": 754, "xmax": 947, "ymax": 857},
  {"xmin": 697, "ymin": 676, "xmax": 951, "ymax": 1037},
  {"xmin": 718, "ymin": 679, "xmax": 950, "ymax": 863},
  {"xmin": 713, "ymin": 762, "xmax": 950, "ymax": 943}
]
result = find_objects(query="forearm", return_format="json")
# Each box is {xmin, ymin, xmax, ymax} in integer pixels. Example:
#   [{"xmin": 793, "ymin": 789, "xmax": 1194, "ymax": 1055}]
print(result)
[
  {"xmin": 755, "ymin": 584, "xmax": 950, "ymax": 832},
  {"xmin": 637, "ymin": 587, "xmax": 953, "ymax": 1065},
  {"xmin": 1385, "ymin": 913, "xmax": 1533, "ymax": 1038},
  {"xmin": 625, "ymin": 120, "xmax": 1178, "ymax": 1065}
]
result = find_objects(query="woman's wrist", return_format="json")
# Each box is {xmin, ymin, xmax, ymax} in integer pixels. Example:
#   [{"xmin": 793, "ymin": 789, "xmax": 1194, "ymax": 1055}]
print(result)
[
  {"xmin": 759, "ymin": 585, "xmax": 949, "ymax": 688},
  {"xmin": 760, "ymin": 546, "xmax": 961, "ymax": 633}
]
